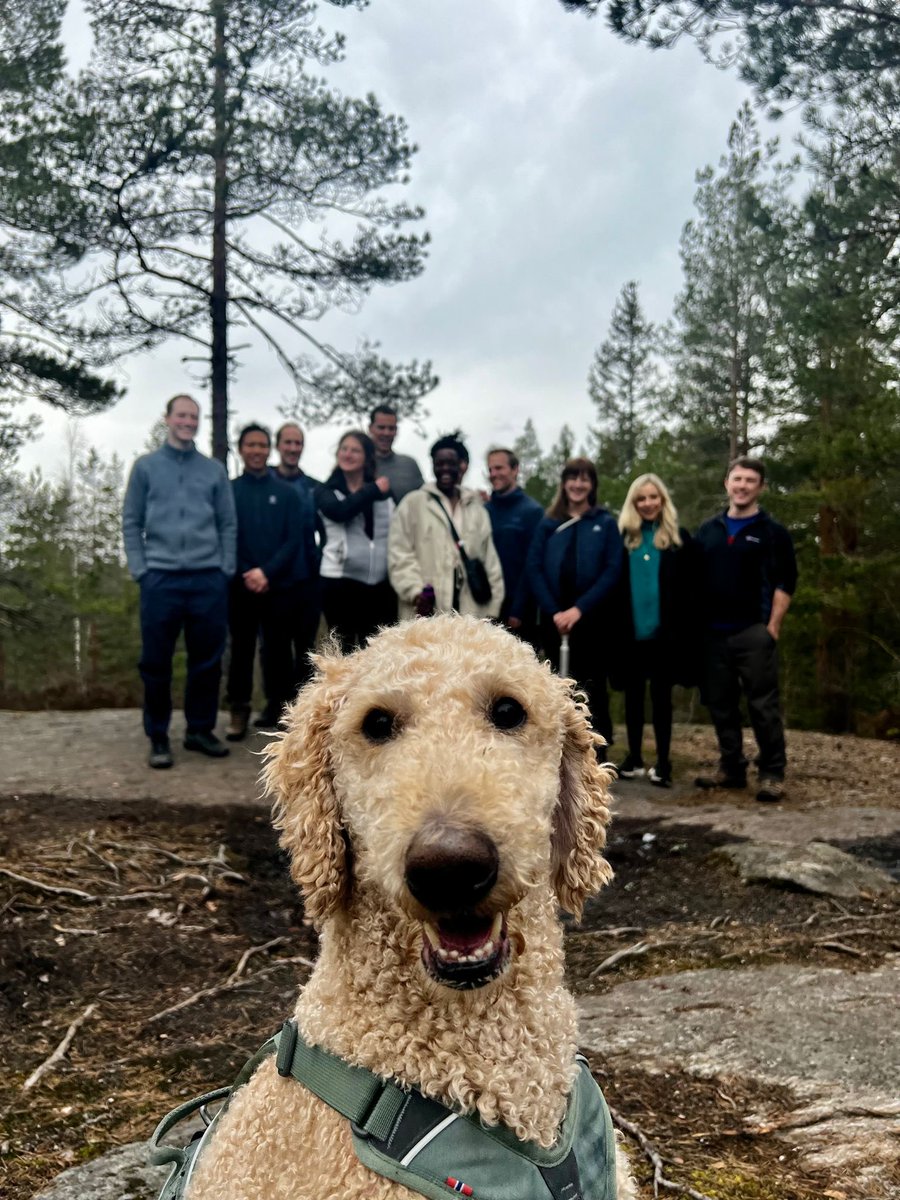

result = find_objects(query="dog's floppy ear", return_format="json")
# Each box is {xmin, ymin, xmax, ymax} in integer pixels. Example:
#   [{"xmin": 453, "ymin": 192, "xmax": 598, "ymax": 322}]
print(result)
[
  {"xmin": 263, "ymin": 651, "xmax": 350, "ymax": 927},
  {"xmin": 551, "ymin": 685, "xmax": 614, "ymax": 920}
]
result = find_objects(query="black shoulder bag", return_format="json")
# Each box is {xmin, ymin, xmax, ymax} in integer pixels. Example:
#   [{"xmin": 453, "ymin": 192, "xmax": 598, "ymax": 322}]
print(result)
[{"xmin": 427, "ymin": 493, "xmax": 493, "ymax": 605}]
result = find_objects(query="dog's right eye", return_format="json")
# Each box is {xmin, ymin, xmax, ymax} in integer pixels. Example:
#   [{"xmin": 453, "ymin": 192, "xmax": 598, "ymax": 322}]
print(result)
[{"xmin": 361, "ymin": 708, "xmax": 397, "ymax": 743}]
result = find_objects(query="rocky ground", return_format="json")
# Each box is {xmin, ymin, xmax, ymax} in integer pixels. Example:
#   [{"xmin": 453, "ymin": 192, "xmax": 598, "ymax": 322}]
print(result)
[{"xmin": 0, "ymin": 710, "xmax": 898, "ymax": 1200}]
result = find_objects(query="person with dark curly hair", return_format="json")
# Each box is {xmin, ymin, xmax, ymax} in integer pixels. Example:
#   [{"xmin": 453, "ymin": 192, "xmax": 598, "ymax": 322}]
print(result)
[{"xmin": 388, "ymin": 433, "xmax": 504, "ymax": 621}]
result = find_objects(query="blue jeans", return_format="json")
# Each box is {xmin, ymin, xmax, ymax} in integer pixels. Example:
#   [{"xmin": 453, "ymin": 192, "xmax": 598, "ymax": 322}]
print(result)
[{"xmin": 139, "ymin": 569, "xmax": 228, "ymax": 739}]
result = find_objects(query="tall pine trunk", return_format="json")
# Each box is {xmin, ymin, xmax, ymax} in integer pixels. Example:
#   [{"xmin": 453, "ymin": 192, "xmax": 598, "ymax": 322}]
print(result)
[{"xmin": 210, "ymin": 0, "xmax": 229, "ymax": 464}]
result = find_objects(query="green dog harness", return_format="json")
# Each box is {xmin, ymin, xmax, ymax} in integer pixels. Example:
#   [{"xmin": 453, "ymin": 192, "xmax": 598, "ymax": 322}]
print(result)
[{"xmin": 150, "ymin": 1019, "xmax": 619, "ymax": 1200}]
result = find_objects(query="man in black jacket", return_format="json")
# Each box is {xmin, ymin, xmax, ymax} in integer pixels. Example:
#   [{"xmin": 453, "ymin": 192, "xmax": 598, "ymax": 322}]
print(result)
[
  {"xmin": 225, "ymin": 424, "xmax": 303, "ymax": 739},
  {"xmin": 694, "ymin": 457, "xmax": 797, "ymax": 802}
]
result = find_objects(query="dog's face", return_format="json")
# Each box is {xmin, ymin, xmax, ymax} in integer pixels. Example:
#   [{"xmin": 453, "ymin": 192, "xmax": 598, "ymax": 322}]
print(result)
[{"xmin": 266, "ymin": 616, "xmax": 613, "ymax": 991}]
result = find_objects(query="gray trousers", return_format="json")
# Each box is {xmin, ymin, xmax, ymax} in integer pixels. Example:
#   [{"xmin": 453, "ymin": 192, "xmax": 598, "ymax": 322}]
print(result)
[{"xmin": 703, "ymin": 623, "xmax": 786, "ymax": 779}]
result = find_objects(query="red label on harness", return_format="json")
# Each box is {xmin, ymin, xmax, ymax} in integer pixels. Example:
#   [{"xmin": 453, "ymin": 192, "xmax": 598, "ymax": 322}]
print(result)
[{"xmin": 445, "ymin": 1178, "xmax": 473, "ymax": 1196}]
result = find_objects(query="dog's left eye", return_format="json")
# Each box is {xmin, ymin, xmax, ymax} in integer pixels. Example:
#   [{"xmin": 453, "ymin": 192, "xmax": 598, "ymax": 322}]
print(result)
[
  {"xmin": 361, "ymin": 707, "xmax": 397, "ymax": 743},
  {"xmin": 489, "ymin": 696, "xmax": 527, "ymax": 730}
]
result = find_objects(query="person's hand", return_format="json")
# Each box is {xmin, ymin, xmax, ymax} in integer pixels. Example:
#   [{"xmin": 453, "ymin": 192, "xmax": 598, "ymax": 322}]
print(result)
[
  {"xmin": 375, "ymin": 476, "xmax": 391, "ymax": 494},
  {"xmin": 243, "ymin": 568, "xmax": 268, "ymax": 593},
  {"xmin": 553, "ymin": 607, "xmax": 582, "ymax": 635},
  {"xmin": 506, "ymin": 616, "xmax": 522, "ymax": 630},
  {"xmin": 766, "ymin": 622, "xmax": 780, "ymax": 642}
]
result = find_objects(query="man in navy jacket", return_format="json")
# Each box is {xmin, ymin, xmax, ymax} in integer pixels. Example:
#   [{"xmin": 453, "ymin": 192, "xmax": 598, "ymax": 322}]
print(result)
[
  {"xmin": 485, "ymin": 448, "xmax": 543, "ymax": 639},
  {"xmin": 225, "ymin": 424, "xmax": 304, "ymax": 740},
  {"xmin": 122, "ymin": 394, "xmax": 236, "ymax": 769},
  {"xmin": 694, "ymin": 457, "xmax": 797, "ymax": 802}
]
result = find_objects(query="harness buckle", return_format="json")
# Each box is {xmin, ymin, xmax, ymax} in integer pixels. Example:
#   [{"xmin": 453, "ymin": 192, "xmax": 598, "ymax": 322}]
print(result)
[{"xmin": 276, "ymin": 1018, "xmax": 299, "ymax": 1077}]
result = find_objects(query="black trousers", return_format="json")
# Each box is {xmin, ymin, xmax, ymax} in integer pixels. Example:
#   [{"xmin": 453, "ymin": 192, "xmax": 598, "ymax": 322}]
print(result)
[
  {"xmin": 226, "ymin": 582, "xmax": 294, "ymax": 717},
  {"xmin": 139, "ymin": 568, "xmax": 228, "ymax": 739},
  {"xmin": 703, "ymin": 623, "xmax": 786, "ymax": 779},
  {"xmin": 278, "ymin": 578, "xmax": 322, "ymax": 693},
  {"xmin": 322, "ymin": 577, "xmax": 397, "ymax": 652},
  {"xmin": 623, "ymin": 639, "xmax": 673, "ymax": 767},
  {"xmin": 541, "ymin": 618, "xmax": 613, "ymax": 749}
]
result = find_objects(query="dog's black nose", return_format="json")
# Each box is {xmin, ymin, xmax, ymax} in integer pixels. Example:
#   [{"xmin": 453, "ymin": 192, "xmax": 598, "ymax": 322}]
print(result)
[{"xmin": 405, "ymin": 823, "xmax": 499, "ymax": 914}]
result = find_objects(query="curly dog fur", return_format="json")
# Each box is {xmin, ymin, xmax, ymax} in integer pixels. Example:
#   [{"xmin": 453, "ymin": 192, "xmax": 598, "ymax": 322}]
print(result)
[{"xmin": 188, "ymin": 615, "xmax": 636, "ymax": 1199}]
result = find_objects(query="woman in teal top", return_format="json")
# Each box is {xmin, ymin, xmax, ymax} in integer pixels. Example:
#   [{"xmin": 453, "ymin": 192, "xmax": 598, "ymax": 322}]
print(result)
[{"xmin": 612, "ymin": 474, "xmax": 695, "ymax": 787}]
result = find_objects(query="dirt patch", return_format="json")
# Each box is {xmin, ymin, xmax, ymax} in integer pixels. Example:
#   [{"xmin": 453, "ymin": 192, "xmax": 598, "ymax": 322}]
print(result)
[
  {"xmin": 591, "ymin": 1061, "xmax": 841, "ymax": 1200},
  {"xmin": 2, "ymin": 794, "xmax": 898, "ymax": 1200}
]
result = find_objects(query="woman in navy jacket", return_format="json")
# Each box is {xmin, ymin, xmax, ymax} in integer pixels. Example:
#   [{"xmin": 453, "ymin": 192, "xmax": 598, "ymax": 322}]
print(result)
[
  {"xmin": 611, "ymin": 473, "xmax": 696, "ymax": 787},
  {"xmin": 523, "ymin": 457, "xmax": 624, "ymax": 748}
]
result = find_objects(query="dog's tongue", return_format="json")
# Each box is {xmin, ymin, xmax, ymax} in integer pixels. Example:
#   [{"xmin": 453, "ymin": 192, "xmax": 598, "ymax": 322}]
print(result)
[{"xmin": 437, "ymin": 915, "xmax": 493, "ymax": 954}]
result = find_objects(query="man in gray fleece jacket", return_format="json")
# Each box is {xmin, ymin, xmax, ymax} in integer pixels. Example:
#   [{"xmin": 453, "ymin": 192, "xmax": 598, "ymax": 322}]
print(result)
[{"xmin": 122, "ymin": 394, "xmax": 237, "ymax": 769}]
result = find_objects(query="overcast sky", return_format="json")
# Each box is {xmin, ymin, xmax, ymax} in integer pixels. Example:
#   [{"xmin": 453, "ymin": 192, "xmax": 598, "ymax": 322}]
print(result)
[{"xmin": 20, "ymin": 0, "xmax": 774, "ymax": 487}]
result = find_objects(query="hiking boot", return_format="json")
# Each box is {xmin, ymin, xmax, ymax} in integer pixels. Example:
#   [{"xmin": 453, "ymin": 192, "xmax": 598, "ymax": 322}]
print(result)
[
  {"xmin": 615, "ymin": 753, "xmax": 645, "ymax": 779},
  {"xmin": 148, "ymin": 738, "xmax": 173, "ymax": 770},
  {"xmin": 225, "ymin": 707, "xmax": 250, "ymax": 742},
  {"xmin": 183, "ymin": 731, "xmax": 230, "ymax": 758},
  {"xmin": 756, "ymin": 777, "xmax": 785, "ymax": 803},
  {"xmin": 648, "ymin": 763, "xmax": 672, "ymax": 788},
  {"xmin": 695, "ymin": 767, "xmax": 747, "ymax": 790}
]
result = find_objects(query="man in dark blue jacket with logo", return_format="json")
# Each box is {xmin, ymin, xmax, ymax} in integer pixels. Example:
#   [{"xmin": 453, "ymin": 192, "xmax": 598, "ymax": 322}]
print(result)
[
  {"xmin": 225, "ymin": 424, "xmax": 304, "ymax": 740},
  {"xmin": 122, "ymin": 394, "xmax": 236, "ymax": 769},
  {"xmin": 485, "ymin": 447, "xmax": 543, "ymax": 640},
  {"xmin": 270, "ymin": 422, "xmax": 323, "ymax": 692},
  {"xmin": 694, "ymin": 457, "xmax": 797, "ymax": 802}
]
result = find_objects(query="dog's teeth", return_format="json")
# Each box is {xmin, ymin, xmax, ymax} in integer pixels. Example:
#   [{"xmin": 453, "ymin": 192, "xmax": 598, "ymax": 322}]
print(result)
[
  {"xmin": 436, "ymin": 947, "xmax": 449, "ymax": 960},
  {"xmin": 491, "ymin": 912, "xmax": 503, "ymax": 941},
  {"xmin": 448, "ymin": 950, "xmax": 460, "ymax": 960},
  {"xmin": 423, "ymin": 923, "xmax": 440, "ymax": 950}
]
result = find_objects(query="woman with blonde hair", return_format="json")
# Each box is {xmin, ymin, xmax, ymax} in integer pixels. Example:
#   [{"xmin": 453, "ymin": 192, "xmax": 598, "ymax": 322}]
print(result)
[
  {"xmin": 523, "ymin": 457, "xmax": 624, "ymax": 747},
  {"xmin": 612, "ymin": 473, "xmax": 696, "ymax": 787}
]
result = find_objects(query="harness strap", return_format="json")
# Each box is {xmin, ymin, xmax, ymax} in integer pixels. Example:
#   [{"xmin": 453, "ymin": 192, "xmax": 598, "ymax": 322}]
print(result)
[{"xmin": 274, "ymin": 1019, "xmax": 408, "ymax": 1140}]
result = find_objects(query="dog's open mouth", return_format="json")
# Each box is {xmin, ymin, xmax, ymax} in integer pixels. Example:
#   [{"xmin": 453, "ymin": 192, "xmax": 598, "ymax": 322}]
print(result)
[{"xmin": 421, "ymin": 911, "xmax": 510, "ymax": 990}]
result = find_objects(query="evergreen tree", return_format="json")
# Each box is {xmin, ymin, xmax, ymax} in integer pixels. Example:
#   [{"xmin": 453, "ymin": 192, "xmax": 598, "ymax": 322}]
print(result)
[
  {"xmin": 558, "ymin": 0, "xmax": 900, "ymax": 117},
  {"xmin": 511, "ymin": 418, "xmax": 543, "ymax": 491},
  {"xmin": 0, "ymin": 1, "xmax": 122, "ymax": 442},
  {"xmin": 0, "ymin": 0, "xmax": 436, "ymax": 462},
  {"xmin": 767, "ymin": 139, "xmax": 900, "ymax": 730},
  {"xmin": 672, "ymin": 105, "xmax": 791, "ymax": 465},
  {"xmin": 588, "ymin": 280, "xmax": 661, "ymax": 478}
]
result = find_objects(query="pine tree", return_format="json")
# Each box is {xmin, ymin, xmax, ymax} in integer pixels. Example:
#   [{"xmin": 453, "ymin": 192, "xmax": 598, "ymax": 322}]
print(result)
[
  {"xmin": 672, "ymin": 105, "xmax": 791, "ymax": 465},
  {"xmin": 767, "ymin": 136, "xmax": 900, "ymax": 730},
  {"xmin": 0, "ymin": 0, "xmax": 436, "ymax": 462},
  {"xmin": 588, "ymin": 280, "xmax": 661, "ymax": 478},
  {"xmin": 558, "ymin": 0, "xmax": 900, "ymax": 121},
  {"xmin": 0, "ymin": 1, "xmax": 122, "ymax": 440}
]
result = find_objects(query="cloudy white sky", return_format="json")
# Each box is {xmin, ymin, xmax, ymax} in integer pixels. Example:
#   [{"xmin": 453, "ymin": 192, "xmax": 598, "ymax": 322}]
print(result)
[{"xmin": 21, "ymin": 0, "xmax": 778, "ymax": 486}]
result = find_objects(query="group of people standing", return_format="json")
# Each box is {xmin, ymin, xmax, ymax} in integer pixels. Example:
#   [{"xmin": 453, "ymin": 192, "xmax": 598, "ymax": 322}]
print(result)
[{"xmin": 122, "ymin": 393, "xmax": 797, "ymax": 803}]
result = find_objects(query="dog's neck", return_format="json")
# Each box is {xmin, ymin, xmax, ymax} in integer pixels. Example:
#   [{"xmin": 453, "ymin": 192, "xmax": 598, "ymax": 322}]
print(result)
[{"xmin": 294, "ymin": 885, "xmax": 579, "ymax": 1148}]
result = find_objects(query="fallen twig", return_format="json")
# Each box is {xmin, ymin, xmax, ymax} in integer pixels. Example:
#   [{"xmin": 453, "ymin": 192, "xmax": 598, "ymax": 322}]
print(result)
[
  {"xmin": 75, "ymin": 841, "xmax": 121, "ymax": 883},
  {"xmin": 22, "ymin": 1003, "xmax": 97, "ymax": 1091},
  {"xmin": 817, "ymin": 940, "xmax": 867, "ymax": 958},
  {"xmin": 225, "ymin": 936, "xmax": 288, "ymax": 985},
  {"xmin": 610, "ymin": 1105, "xmax": 715, "ymax": 1200},
  {"xmin": 0, "ymin": 867, "xmax": 96, "ymax": 902},
  {"xmin": 144, "ymin": 951, "xmax": 315, "ymax": 1025},
  {"xmin": 591, "ymin": 941, "xmax": 651, "ymax": 976},
  {"xmin": 106, "ymin": 891, "xmax": 175, "ymax": 903},
  {"xmin": 52, "ymin": 924, "xmax": 99, "ymax": 937}
]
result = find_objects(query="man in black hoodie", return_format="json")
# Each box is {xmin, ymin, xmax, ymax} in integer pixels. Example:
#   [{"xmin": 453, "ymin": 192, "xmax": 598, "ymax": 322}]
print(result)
[
  {"xmin": 693, "ymin": 457, "xmax": 797, "ymax": 802},
  {"xmin": 225, "ymin": 424, "xmax": 303, "ymax": 739}
]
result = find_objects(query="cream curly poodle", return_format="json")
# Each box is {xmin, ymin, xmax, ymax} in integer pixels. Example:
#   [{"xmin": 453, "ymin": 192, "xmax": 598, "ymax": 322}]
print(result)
[{"xmin": 187, "ymin": 615, "xmax": 636, "ymax": 1199}]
